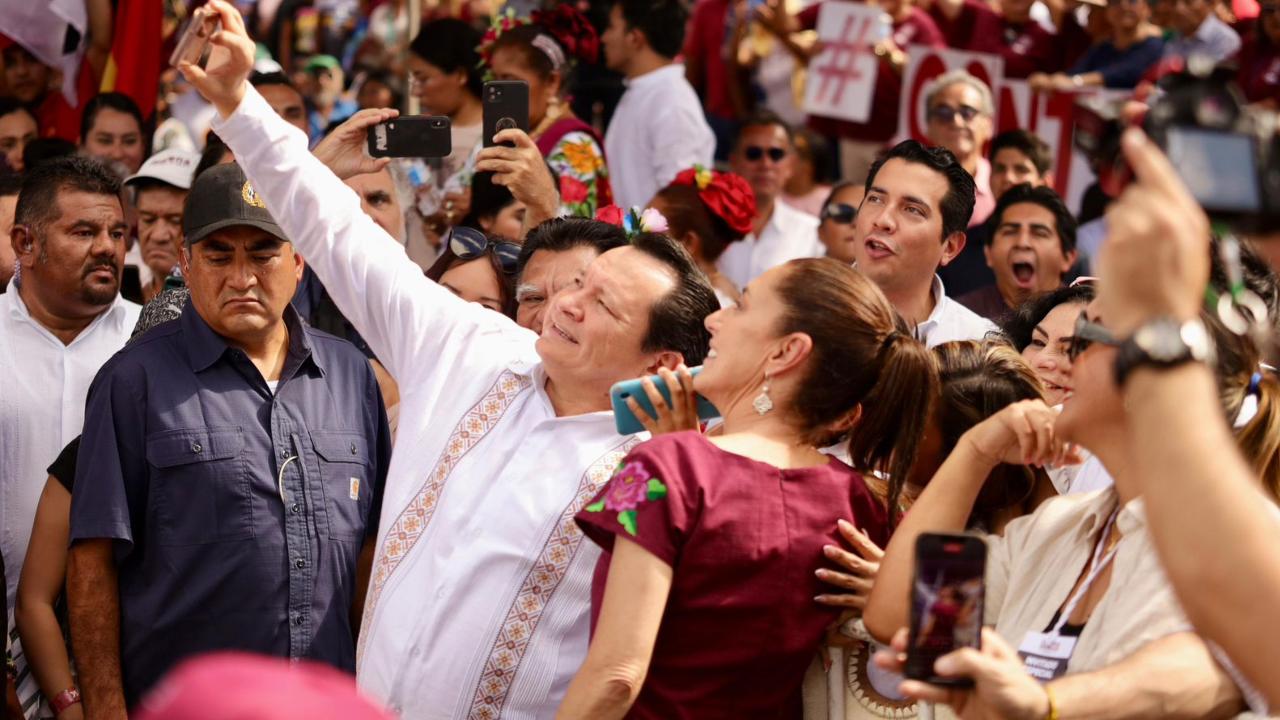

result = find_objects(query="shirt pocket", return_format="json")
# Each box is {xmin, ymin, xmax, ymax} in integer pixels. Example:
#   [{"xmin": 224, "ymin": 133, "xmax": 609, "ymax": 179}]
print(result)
[
  {"xmin": 311, "ymin": 430, "xmax": 372, "ymax": 542},
  {"xmin": 145, "ymin": 427, "xmax": 253, "ymax": 546}
]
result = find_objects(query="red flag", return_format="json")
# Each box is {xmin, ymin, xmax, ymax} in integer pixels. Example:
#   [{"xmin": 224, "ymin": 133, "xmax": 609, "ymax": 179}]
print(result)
[{"xmin": 100, "ymin": 0, "xmax": 164, "ymax": 120}]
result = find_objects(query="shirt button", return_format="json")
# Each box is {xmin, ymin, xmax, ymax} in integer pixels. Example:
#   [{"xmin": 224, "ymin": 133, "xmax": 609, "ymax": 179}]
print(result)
[
  {"xmin": 294, "ymin": 614, "xmax": 305, "ymax": 626},
  {"xmin": 291, "ymin": 503, "xmax": 301, "ymax": 515},
  {"xmin": 350, "ymin": 443, "xmax": 357, "ymax": 455},
  {"xmin": 191, "ymin": 442, "xmax": 202, "ymax": 454},
  {"xmin": 294, "ymin": 558, "xmax": 306, "ymax": 569}
]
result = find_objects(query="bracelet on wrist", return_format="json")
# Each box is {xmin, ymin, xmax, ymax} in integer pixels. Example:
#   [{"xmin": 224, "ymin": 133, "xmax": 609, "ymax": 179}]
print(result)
[{"xmin": 51, "ymin": 686, "xmax": 82, "ymax": 714}]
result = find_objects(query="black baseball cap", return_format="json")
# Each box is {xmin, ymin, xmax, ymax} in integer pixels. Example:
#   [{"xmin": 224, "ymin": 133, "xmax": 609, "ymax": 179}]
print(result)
[{"xmin": 182, "ymin": 163, "xmax": 287, "ymax": 245}]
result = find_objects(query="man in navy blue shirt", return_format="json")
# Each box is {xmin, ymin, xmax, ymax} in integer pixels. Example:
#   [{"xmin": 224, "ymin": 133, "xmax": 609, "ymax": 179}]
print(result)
[{"xmin": 66, "ymin": 163, "xmax": 390, "ymax": 717}]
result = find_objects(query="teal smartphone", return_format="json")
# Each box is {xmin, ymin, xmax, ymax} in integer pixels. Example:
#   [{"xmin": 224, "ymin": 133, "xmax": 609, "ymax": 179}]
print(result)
[{"xmin": 610, "ymin": 366, "xmax": 720, "ymax": 435}]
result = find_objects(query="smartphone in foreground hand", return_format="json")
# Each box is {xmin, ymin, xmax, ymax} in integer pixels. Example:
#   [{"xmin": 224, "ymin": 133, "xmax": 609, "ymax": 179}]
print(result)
[
  {"xmin": 482, "ymin": 81, "xmax": 529, "ymax": 148},
  {"xmin": 610, "ymin": 366, "xmax": 720, "ymax": 436},
  {"xmin": 170, "ymin": 6, "xmax": 221, "ymax": 69},
  {"xmin": 905, "ymin": 533, "xmax": 986, "ymax": 687},
  {"xmin": 366, "ymin": 116, "xmax": 452, "ymax": 159}
]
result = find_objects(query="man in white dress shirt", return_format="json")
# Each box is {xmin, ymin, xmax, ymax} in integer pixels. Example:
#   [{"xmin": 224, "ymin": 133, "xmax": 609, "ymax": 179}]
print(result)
[
  {"xmin": 717, "ymin": 112, "xmax": 822, "ymax": 289},
  {"xmin": 181, "ymin": 7, "xmax": 719, "ymax": 717},
  {"xmin": 601, "ymin": 0, "xmax": 715, "ymax": 209},
  {"xmin": 850, "ymin": 140, "xmax": 995, "ymax": 347},
  {"xmin": 1, "ymin": 155, "xmax": 140, "ymax": 637}
]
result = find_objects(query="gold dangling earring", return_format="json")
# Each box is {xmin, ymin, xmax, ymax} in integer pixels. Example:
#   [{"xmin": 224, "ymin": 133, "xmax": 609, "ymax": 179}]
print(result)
[{"xmin": 753, "ymin": 375, "xmax": 774, "ymax": 416}]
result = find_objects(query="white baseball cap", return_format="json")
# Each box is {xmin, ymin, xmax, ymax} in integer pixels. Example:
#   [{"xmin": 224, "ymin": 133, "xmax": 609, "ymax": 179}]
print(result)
[{"xmin": 124, "ymin": 149, "xmax": 200, "ymax": 191}]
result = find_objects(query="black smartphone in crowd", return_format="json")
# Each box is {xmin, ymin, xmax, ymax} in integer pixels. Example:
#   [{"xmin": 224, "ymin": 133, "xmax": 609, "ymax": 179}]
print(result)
[
  {"xmin": 366, "ymin": 116, "xmax": 452, "ymax": 159},
  {"xmin": 905, "ymin": 533, "xmax": 987, "ymax": 688},
  {"xmin": 482, "ymin": 80, "xmax": 529, "ymax": 148}
]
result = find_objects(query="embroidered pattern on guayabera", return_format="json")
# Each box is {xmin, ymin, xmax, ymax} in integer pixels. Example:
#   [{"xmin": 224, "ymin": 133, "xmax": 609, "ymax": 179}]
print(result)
[
  {"xmin": 356, "ymin": 371, "xmax": 532, "ymax": 668},
  {"xmin": 466, "ymin": 436, "xmax": 642, "ymax": 719}
]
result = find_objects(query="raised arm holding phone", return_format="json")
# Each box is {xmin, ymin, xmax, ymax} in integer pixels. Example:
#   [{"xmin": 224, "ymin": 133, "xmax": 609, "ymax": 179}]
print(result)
[{"xmin": 177, "ymin": 6, "xmax": 721, "ymax": 717}]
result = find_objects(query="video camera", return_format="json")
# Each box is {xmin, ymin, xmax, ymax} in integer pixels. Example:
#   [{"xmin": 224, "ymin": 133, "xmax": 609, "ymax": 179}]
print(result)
[{"xmin": 1073, "ymin": 59, "xmax": 1280, "ymax": 234}]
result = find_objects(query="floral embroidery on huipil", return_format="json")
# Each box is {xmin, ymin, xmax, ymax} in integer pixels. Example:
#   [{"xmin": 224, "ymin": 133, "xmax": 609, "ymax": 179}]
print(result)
[
  {"xmin": 357, "ymin": 371, "xmax": 532, "ymax": 669},
  {"xmin": 466, "ymin": 437, "xmax": 641, "ymax": 719},
  {"xmin": 584, "ymin": 460, "xmax": 668, "ymax": 536}
]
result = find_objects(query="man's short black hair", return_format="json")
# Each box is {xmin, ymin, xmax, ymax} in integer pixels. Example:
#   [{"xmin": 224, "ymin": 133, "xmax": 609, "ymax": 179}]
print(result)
[
  {"xmin": 79, "ymin": 92, "xmax": 147, "ymax": 145},
  {"xmin": 613, "ymin": 0, "xmax": 688, "ymax": 58},
  {"xmin": 629, "ymin": 232, "xmax": 717, "ymax": 366},
  {"xmin": 986, "ymin": 183, "xmax": 1077, "ymax": 255},
  {"xmin": 0, "ymin": 98, "xmax": 35, "ymax": 125},
  {"xmin": 989, "ymin": 129, "xmax": 1053, "ymax": 177},
  {"xmin": 734, "ymin": 110, "xmax": 795, "ymax": 151},
  {"xmin": 15, "ymin": 155, "xmax": 122, "ymax": 238},
  {"xmin": 865, "ymin": 140, "xmax": 975, "ymax": 241},
  {"xmin": 516, "ymin": 217, "xmax": 628, "ymax": 276},
  {"xmin": 194, "ymin": 133, "xmax": 231, "ymax": 180},
  {"xmin": 250, "ymin": 70, "xmax": 300, "ymax": 93},
  {"xmin": 410, "ymin": 18, "xmax": 485, "ymax": 99}
]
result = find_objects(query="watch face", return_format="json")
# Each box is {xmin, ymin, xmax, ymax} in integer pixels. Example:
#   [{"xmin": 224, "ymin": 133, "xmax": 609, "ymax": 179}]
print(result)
[
  {"xmin": 1136, "ymin": 324, "xmax": 1186, "ymax": 362},
  {"xmin": 1181, "ymin": 321, "xmax": 1212, "ymax": 359}
]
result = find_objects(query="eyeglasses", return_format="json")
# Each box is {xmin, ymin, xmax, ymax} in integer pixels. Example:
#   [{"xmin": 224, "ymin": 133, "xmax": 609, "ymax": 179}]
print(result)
[
  {"xmin": 446, "ymin": 226, "xmax": 521, "ymax": 275},
  {"xmin": 928, "ymin": 104, "xmax": 983, "ymax": 124},
  {"xmin": 1066, "ymin": 311, "xmax": 1119, "ymax": 362},
  {"xmin": 744, "ymin": 146, "xmax": 787, "ymax": 163},
  {"xmin": 821, "ymin": 202, "xmax": 857, "ymax": 225}
]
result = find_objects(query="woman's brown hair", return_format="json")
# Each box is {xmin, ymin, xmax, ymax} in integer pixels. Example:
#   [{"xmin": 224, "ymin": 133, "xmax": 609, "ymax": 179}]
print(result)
[
  {"xmin": 776, "ymin": 259, "xmax": 940, "ymax": 520},
  {"xmin": 931, "ymin": 340, "xmax": 1049, "ymax": 526},
  {"xmin": 652, "ymin": 184, "xmax": 744, "ymax": 263}
]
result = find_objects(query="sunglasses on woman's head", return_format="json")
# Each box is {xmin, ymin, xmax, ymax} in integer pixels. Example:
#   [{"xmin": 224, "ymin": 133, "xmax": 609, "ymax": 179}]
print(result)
[
  {"xmin": 743, "ymin": 146, "xmax": 787, "ymax": 163},
  {"xmin": 821, "ymin": 202, "xmax": 857, "ymax": 225},
  {"xmin": 1067, "ymin": 311, "xmax": 1119, "ymax": 362},
  {"xmin": 446, "ymin": 226, "xmax": 521, "ymax": 275}
]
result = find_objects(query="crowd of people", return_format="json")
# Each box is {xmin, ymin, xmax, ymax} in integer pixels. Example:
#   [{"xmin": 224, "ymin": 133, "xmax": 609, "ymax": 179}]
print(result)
[{"xmin": 1, "ymin": 0, "xmax": 1279, "ymax": 719}]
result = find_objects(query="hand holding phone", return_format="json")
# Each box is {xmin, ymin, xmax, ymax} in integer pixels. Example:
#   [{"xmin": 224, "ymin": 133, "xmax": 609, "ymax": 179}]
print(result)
[
  {"xmin": 611, "ymin": 366, "xmax": 720, "ymax": 436},
  {"xmin": 905, "ymin": 533, "xmax": 986, "ymax": 687}
]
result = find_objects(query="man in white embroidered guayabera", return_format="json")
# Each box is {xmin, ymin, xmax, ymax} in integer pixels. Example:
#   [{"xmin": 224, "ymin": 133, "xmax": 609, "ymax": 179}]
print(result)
[{"xmin": 179, "ymin": 5, "xmax": 719, "ymax": 718}]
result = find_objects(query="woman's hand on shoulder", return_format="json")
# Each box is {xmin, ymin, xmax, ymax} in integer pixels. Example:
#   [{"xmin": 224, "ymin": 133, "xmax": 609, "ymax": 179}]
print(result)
[{"xmin": 815, "ymin": 518, "xmax": 884, "ymax": 611}]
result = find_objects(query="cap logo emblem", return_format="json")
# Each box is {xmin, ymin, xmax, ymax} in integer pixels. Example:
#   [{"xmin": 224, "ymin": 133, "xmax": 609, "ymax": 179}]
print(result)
[{"xmin": 241, "ymin": 180, "xmax": 266, "ymax": 209}]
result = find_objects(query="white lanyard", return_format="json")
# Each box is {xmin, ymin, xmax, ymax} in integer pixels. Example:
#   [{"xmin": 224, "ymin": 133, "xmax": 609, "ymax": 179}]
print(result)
[{"xmin": 1052, "ymin": 509, "xmax": 1120, "ymax": 634}]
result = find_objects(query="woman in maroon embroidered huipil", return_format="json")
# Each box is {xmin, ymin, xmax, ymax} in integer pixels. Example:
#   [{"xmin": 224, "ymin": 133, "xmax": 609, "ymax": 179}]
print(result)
[{"xmin": 560, "ymin": 259, "xmax": 941, "ymax": 719}]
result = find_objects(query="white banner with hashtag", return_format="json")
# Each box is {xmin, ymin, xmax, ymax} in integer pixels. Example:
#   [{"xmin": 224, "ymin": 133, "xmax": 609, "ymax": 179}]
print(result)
[{"xmin": 802, "ymin": 2, "xmax": 889, "ymax": 124}]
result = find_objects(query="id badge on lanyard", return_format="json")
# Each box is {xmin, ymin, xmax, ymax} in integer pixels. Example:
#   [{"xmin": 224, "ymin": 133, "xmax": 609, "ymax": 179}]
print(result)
[{"xmin": 1018, "ymin": 510, "xmax": 1119, "ymax": 682}]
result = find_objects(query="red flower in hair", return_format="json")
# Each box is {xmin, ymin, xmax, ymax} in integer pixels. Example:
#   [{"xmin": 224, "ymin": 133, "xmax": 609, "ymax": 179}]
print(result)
[
  {"xmin": 595, "ymin": 204, "xmax": 624, "ymax": 226},
  {"xmin": 532, "ymin": 4, "xmax": 600, "ymax": 64},
  {"xmin": 560, "ymin": 176, "xmax": 589, "ymax": 204},
  {"xmin": 671, "ymin": 166, "xmax": 757, "ymax": 238}
]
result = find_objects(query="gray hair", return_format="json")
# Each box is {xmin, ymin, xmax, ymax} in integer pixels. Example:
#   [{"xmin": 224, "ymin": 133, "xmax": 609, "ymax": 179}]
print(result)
[{"xmin": 923, "ymin": 70, "xmax": 994, "ymax": 117}]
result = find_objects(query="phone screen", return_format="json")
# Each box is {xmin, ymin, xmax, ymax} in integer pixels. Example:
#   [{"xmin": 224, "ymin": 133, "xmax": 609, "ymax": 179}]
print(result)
[
  {"xmin": 906, "ymin": 535, "xmax": 985, "ymax": 685},
  {"xmin": 1165, "ymin": 127, "xmax": 1261, "ymax": 214}
]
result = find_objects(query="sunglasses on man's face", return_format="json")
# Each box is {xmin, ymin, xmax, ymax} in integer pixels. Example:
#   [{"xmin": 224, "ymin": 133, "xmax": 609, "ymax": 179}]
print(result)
[
  {"xmin": 928, "ymin": 104, "xmax": 982, "ymax": 124},
  {"xmin": 821, "ymin": 202, "xmax": 857, "ymax": 225},
  {"xmin": 1066, "ymin": 311, "xmax": 1119, "ymax": 363},
  {"xmin": 447, "ymin": 225, "xmax": 521, "ymax": 275},
  {"xmin": 744, "ymin": 145, "xmax": 787, "ymax": 163}
]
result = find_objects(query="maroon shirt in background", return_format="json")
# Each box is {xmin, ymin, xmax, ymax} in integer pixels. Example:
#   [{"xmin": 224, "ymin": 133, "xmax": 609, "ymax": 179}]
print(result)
[
  {"xmin": 1001, "ymin": 19, "xmax": 1063, "ymax": 77},
  {"xmin": 802, "ymin": 3, "xmax": 946, "ymax": 143},
  {"xmin": 576, "ymin": 432, "xmax": 891, "ymax": 720},
  {"xmin": 929, "ymin": 0, "xmax": 1005, "ymax": 52},
  {"xmin": 1057, "ymin": 10, "xmax": 1096, "ymax": 71},
  {"xmin": 1238, "ymin": 35, "xmax": 1280, "ymax": 103},
  {"xmin": 685, "ymin": 0, "xmax": 737, "ymax": 118}
]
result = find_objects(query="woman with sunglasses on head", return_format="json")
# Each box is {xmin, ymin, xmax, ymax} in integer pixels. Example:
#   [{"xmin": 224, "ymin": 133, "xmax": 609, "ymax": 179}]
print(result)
[
  {"xmin": 482, "ymin": 5, "xmax": 612, "ymax": 218},
  {"xmin": 1001, "ymin": 281, "xmax": 1097, "ymax": 407},
  {"xmin": 817, "ymin": 181, "xmax": 866, "ymax": 265},
  {"xmin": 559, "ymin": 259, "xmax": 938, "ymax": 719},
  {"xmin": 861, "ymin": 268, "xmax": 1276, "ymax": 717},
  {"xmin": 424, "ymin": 226, "xmax": 520, "ymax": 318},
  {"xmin": 648, "ymin": 166, "xmax": 757, "ymax": 308}
]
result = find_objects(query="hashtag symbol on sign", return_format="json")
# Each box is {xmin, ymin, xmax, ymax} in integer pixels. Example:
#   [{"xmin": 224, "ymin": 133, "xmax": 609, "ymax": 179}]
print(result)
[{"xmin": 814, "ymin": 15, "xmax": 873, "ymax": 106}]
